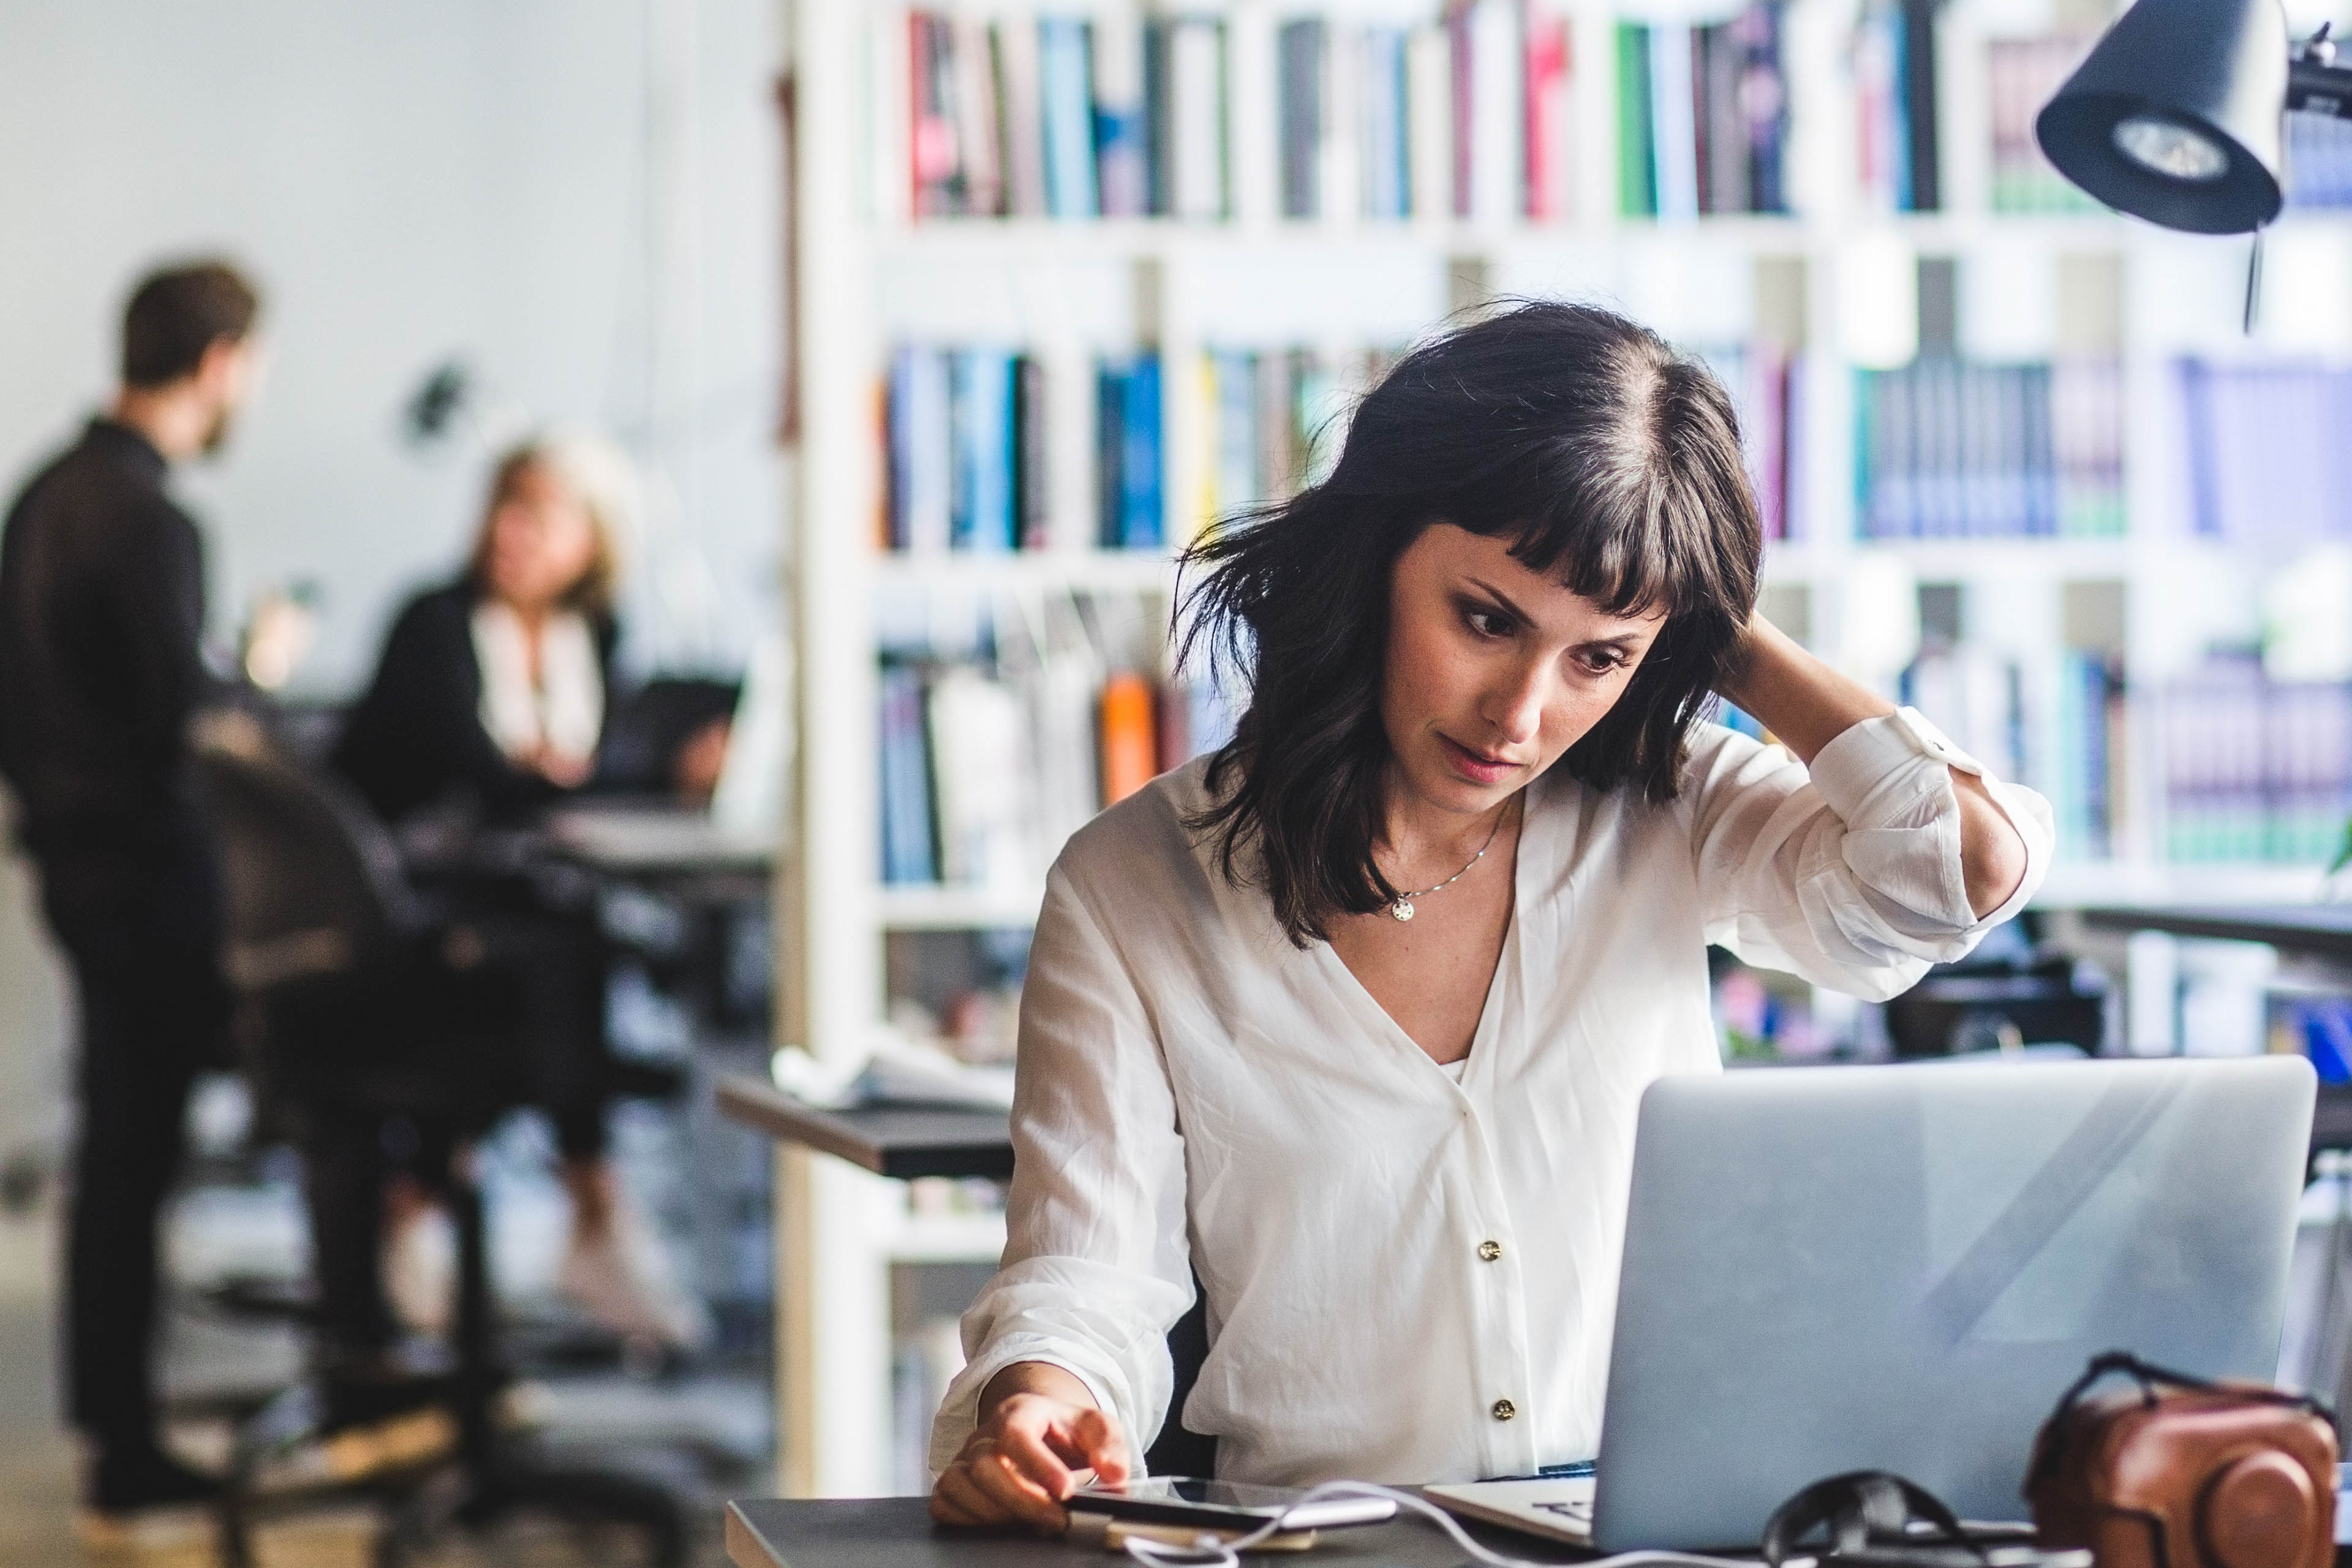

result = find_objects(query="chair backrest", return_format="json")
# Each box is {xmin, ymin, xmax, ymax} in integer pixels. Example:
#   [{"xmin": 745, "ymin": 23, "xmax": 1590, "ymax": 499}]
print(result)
[{"xmin": 192, "ymin": 728, "xmax": 418, "ymax": 993}]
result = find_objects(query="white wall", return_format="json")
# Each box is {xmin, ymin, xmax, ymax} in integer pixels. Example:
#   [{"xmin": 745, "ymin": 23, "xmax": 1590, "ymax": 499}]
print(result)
[
  {"xmin": 0, "ymin": 0, "xmax": 785, "ymax": 692},
  {"xmin": 0, "ymin": 1, "xmax": 785, "ymax": 1161}
]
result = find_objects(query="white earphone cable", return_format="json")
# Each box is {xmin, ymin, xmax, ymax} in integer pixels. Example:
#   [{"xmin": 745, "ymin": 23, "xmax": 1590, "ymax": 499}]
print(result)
[{"xmin": 1110, "ymin": 1480, "xmax": 1768, "ymax": 1568}]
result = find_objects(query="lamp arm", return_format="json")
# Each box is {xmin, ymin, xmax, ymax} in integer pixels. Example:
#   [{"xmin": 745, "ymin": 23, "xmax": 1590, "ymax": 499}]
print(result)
[{"xmin": 2289, "ymin": 57, "xmax": 2352, "ymax": 116}]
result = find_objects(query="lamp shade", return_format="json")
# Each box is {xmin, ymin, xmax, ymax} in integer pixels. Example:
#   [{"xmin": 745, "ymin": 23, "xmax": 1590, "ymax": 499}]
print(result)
[{"xmin": 2034, "ymin": 0, "xmax": 2287, "ymax": 234}]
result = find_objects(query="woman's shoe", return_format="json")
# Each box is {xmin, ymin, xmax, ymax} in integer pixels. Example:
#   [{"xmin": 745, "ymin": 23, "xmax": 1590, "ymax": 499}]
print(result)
[{"xmin": 555, "ymin": 1197, "xmax": 708, "ymax": 1352}]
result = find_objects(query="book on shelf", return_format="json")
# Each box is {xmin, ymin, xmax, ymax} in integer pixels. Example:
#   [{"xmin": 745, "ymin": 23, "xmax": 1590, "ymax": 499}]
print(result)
[
  {"xmin": 1694, "ymin": 342, "xmax": 1799, "ymax": 540},
  {"xmin": 2160, "ymin": 654, "xmax": 2352, "ymax": 865},
  {"xmin": 1616, "ymin": 3, "xmax": 1787, "ymax": 219},
  {"xmin": 2289, "ymin": 111, "xmax": 2352, "ymax": 209},
  {"xmin": 1098, "ymin": 355, "xmax": 1165, "ymax": 549},
  {"xmin": 892, "ymin": 4, "xmax": 1792, "ymax": 227},
  {"xmin": 1853, "ymin": 0, "xmax": 1938, "ymax": 213},
  {"xmin": 875, "ymin": 592, "xmax": 1240, "ymax": 891},
  {"xmin": 1986, "ymin": 34, "xmax": 2100, "ymax": 214},
  {"xmin": 1855, "ymin": 357, "xmax": 2124, "ymax": 538},
  {"xmin": 2054, "ymin": 649, "xmax": 2125, "ymax": 863},
  {"xmin": 2179, "ymin": 360, "xmax": 2352, "ymax": 547},
  {"xmin": 1039, "ymin": 16, "xmax": 1100, "ymax": 217}
]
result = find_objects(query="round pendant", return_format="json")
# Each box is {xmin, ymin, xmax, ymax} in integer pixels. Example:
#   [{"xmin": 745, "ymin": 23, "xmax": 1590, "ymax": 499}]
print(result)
[{"xmin": 1390, "ymin": 898, "xmax": 1415, "ymax": 922}]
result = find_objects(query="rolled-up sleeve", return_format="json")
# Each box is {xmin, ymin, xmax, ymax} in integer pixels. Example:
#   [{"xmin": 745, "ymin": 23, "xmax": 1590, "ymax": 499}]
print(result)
[
  {"xmin": 1686, "ymin": 708, "xmax": 2054, "ymax": 1001},
  {"xmin": 926, "ymin": 867, "xmax": 1194, "ymax": 1477}
]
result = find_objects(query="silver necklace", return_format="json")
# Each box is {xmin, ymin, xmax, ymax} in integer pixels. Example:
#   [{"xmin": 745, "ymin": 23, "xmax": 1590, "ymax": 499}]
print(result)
[{"xmin": 1386, "ymin": 805, "xmax": 1508, "ymax": 922}]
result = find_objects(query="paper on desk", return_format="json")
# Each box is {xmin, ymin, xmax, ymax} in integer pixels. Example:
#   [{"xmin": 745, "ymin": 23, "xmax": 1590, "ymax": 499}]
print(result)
[{"xmin": 771, "ymin": 1033, "xmax": 1017, "ymax": 1111}]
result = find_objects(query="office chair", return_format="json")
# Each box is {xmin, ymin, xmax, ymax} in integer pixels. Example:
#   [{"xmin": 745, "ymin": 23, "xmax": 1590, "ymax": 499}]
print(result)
[{"xmin": 192, "ymin": 722, "xmax": 687, "ymax": 1567}]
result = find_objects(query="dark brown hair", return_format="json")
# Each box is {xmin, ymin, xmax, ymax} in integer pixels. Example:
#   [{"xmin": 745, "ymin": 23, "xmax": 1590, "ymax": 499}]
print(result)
[
  {"xmin": 121, "ymin": 260, "xmax": 262, "ymax": 388},
  {"xmin": 1178, "ymin": 300, "xmax": 1763, "ymax": 946}
]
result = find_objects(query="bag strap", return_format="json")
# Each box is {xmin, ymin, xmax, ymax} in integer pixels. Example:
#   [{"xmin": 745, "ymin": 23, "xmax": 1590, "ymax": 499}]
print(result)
[
  {"xmin": 1760, "ymin": 1471, "xmax": 1987, "ymax": 1567},
  {"xmin": 2025, "ymin": 1351, "xmax": 2338, "ymax": 1490}
]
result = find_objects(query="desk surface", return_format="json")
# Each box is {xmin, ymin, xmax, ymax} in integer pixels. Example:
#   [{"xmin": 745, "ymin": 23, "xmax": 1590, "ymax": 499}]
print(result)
[
  {"xmin": 2077, "ymin": 903, "xmax": 2352, "ymax": 960},
  {"xmin": 725, "ymin": 1497, "xmax": 1603, "ymax": 1568},
  {"xmin": 543, "ymin": 801, "xmax": 775, "ymax": 873},
  {"xmin": 716, "ymin": 1076, "xmax": 1014, "ymax": 1180}
]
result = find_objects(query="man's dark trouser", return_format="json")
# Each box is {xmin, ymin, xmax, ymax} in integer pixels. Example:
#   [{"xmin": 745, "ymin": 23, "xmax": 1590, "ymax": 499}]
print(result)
[{"xmin": 36, "ymin": 832, "xmax": 228, "ymax": 1458}]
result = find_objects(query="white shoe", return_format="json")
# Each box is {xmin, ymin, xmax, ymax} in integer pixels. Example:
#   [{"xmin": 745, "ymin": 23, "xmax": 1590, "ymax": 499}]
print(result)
[
  {"xmin": 383, "ymin": 1201, "xmax": 456, "ymax": 1336},
  {"xmin": 556, "ymin": 1196, "xmax": 709, "ymax": 1352}
]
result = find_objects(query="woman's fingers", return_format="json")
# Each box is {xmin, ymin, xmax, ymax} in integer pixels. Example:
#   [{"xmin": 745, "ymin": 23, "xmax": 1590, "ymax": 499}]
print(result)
[
  {"xmin": 962, "ymin": 1440, "xmax": 1069, "ymax": 1532},
  {"xmin": 995, "ymin": 1419, "xmax": 1080, "ymax": 1498},
  {"xmin": 1063, "ymin": 1406, "xmax": 1130, "ymax": 1484},
  {"xmin": 928, "ymin": 1466, "xmax": 992, "ymax": 1527}
]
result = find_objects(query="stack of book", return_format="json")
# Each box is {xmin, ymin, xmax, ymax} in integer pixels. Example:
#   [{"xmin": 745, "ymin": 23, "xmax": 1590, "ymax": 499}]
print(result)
[
  {"xmin": 1986, "ymin": 34, "xmax": 2100, "ymax": 214},
  {"xmin": 885, "ymin": 345, "xmax": 1163, "ymax": 552},
  {"xmin": 1613, "ymin": 2, "xmax": 1790, "ymax": 219},
  {"xmin": 877, "ymin": 593, "xmax": 1238, "ymax": 889},
  {"xmin": 1855, "ymin": 357, "xmax": 2124, "ymax": 538},
  {"xmin": 2161, "ymin": 654, "xmax": 2352, "ymax": 864},
  {"xmin": 2180, "ymin": 361, "xmax": 2352, "ymax": 546},
  {"xmin": 1852, "ymin": 0, "xmax": 1940, "ymax": 212}
]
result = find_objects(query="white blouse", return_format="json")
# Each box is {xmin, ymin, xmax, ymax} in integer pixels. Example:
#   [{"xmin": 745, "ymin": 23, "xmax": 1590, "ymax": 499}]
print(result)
[
  {"xmin": 470, "ymin": 600, "xmax": 603, "ymax": 768},
  {"xmin": 930, "ymin": 710, "xmax": 2054, "ymax": 1488}
]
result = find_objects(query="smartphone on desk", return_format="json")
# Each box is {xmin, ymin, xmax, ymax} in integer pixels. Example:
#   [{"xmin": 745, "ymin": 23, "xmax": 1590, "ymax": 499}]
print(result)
[{"xmin": 1068, "ymin": 1477, "xmax": 1396, "ymax": 1532}]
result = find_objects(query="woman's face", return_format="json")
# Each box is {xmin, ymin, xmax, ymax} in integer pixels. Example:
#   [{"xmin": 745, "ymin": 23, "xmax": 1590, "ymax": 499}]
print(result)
[
  {"xmin": 483, "ymin": 461, "xmax": 599, "ymax": 616},
  {"xmin": 1381, "ymin": 522, "xmax": 1665, "ymax": 818}
]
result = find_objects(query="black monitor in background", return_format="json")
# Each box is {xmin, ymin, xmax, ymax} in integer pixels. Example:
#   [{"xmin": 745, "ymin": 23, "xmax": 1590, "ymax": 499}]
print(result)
[{"xmin": 597, "ymin": 676, "xmax": 742, "ymax": 795}]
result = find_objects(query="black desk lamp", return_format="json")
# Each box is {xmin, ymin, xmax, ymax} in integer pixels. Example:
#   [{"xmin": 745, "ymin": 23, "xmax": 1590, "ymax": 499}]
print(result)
[{"xmin": 2035, "ymin": 0, "xmax": 2352, "ymax": 236}]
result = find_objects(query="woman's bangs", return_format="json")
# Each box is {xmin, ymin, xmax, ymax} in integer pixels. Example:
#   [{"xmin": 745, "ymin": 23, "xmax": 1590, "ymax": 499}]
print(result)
[{"xmin": 1501, "ymin": 475, "xmax": 1689, "ymax": 622}]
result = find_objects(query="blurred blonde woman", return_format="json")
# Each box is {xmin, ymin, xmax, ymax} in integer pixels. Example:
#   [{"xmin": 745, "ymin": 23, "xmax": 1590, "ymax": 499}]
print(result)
[{"xmin": 331, "ymin": 435, "xmax": 704, "ymax": 1352}]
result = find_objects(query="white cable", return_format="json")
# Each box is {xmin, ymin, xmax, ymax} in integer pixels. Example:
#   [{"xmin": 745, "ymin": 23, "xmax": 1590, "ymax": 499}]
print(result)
[{"xmin": 1113, "ymin": 1480, "xmax": 1760, "ymax": 1568}]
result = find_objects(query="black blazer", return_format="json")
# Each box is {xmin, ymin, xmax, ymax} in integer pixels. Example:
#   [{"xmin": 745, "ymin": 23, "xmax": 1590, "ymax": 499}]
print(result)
[{"xmin": 332, "ymin": 579, "xmax": 618, "ymax": 825}]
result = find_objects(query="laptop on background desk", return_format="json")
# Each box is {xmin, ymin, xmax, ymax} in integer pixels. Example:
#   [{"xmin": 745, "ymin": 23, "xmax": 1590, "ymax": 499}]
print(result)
[{"xmin": 1431, "ymin": 1056, "xmax": 2316, "ymax": 1553}]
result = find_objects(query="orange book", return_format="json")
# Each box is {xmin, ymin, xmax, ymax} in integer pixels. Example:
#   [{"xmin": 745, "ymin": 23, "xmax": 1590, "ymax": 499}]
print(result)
[{"xmin": 1099, "ymin": 672, "xmax": 1158, "ymax": 805}]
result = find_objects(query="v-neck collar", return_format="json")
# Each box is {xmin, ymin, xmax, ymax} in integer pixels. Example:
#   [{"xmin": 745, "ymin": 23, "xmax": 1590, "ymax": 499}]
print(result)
[{"xmin": 1308, "ymin": 794, "xmax": 1534, "ymax": 1094}]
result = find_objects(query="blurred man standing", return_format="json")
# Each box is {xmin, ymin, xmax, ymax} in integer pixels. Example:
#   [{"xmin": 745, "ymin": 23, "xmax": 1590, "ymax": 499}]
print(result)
[{"xmin": 0, "ymin": 261, "xmax": 261, "ymax": 1520}]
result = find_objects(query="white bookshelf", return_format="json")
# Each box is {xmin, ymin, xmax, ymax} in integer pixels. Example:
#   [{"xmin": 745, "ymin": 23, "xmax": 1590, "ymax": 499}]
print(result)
[{"xmin": 776, "ymin": 0, "xmax": 2345, "ymax": 1498}]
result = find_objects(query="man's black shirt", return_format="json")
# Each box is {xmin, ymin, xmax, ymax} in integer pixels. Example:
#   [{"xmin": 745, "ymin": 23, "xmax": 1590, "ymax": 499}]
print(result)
[{"xmin": 0, "ymin": 418, "xmax": 212, "ymax": 851}]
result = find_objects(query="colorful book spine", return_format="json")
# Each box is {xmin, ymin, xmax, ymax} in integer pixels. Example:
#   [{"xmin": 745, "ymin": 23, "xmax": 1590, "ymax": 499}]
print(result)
[
  {"xmin": 1039, "ymin": 17, "xmax": 1100, "ymax": 218},
  {"xmin": 1616, "ymin": 23, "xmax": 1657, "ymax": 218},
  {"xmin": 949, "ymin": 348, "xmax": 1017, "ymax": 552},
  {"xmin": 1098, "ymin": 670, "xmax": 1159, "ymax": 804},
  {"xmin": 1278, "ymin": 18, "xmax": 1325, "ymax": 219},
  {"xmin": 878, "ymin": 662, "xmax": 938, "ymax": 884}
]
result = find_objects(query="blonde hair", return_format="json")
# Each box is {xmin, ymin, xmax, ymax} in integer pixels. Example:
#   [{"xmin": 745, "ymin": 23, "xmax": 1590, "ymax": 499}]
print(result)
[{"xmin": 465, "ymin": 434, "xmax": 633, "ymax": 617}]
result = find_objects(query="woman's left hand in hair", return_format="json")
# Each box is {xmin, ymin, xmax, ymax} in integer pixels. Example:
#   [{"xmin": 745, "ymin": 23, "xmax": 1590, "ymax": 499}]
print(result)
[{"xmin": 1717, "ymin": 615, "xmax": 2028, "ymax": 919}]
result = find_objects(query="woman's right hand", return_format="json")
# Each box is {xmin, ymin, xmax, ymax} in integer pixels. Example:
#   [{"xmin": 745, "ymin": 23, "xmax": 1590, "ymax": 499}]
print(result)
[{"xmin": 929, "ymin": 1362, "xmax": 1131, "ymax": 1534}]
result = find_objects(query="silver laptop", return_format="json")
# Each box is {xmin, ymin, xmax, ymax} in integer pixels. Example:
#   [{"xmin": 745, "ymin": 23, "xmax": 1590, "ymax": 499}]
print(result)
[{"xmin": 1439, "ymin": 1057, "xmax": 2316, "ymax": 1553}]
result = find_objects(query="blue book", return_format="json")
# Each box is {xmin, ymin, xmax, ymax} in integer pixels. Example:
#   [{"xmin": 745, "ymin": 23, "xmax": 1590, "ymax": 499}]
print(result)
[
  {"xmin": 1039, "ymin": 18, "xmax": 1099, "ymax": 219},
  {"xmin": 949, "ymin": 347, "xmax": 1016, "ymax": 551},
  {"xmin": 889, "ymin": 344, "xmax": 951, "ymax": 553},
  {"xmin": 1093, "ymin": 11, "xmax": 1148, "ymax": 217},
  {"xmin": 1210, "ymin": 349, "xmax": 1258, "ymax": 528},
  {"xmin": 878, "ymin": 664, "xmax": 938, "ymax": 884},
  {"xmin": 1362, "ymin": 28, "xmax": 1411, "ymax": 221},
  {"xmin": 1120, "ymin": 355, "xmax": 1163, "ymax": 548}
]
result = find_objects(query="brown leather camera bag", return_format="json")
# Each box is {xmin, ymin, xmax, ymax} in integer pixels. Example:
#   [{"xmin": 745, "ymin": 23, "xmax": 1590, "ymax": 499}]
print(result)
[{"xmin": 2024, "ymin": 1352, "xmax": 2337, "ymax": 1568}]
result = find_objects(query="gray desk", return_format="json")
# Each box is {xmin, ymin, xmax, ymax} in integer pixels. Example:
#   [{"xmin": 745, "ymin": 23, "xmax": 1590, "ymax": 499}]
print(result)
[
  {"xmin": 726, "ymin": 1496, "xmax": 1606, "ymax": 1567},
  {"xmin": 715, "ymin": 1076, "xmax": 1014, "ymax": 1180},
  {"xmin": 2076, "ymin": 903, "xmax": 2352, "ymax": 963}
]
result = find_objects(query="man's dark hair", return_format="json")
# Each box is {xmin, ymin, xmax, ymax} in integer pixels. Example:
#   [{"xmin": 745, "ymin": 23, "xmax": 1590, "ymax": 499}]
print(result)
[
  {"xmin": 121, "ymin": 260, "xmax": 261, "ymax": 389},
  {"xmin": 1177, "ymin": 300, "xmax": 1764, "ymax": 946}
]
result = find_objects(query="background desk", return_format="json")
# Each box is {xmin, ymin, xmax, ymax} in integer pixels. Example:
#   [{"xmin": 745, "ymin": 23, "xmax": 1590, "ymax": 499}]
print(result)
[
  {"xmin": 726, "ymin": 1496, "xmax": 1604, "ymax": 1568},
  {"xmin": 720, "ymin": 1077, "xmax": 1015, "ymax": 1495}
]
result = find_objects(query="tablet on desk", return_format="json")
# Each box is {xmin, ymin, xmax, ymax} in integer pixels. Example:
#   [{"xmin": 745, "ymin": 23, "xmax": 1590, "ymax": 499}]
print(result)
[{"xmin": 1069, "ymin": 1477, "xmax": 1396, "ymax": 1532}]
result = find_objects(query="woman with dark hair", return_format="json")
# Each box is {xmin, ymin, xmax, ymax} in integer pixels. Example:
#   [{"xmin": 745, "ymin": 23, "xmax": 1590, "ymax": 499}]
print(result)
[{"xmin": 926, "ymin": 303, "xmax": 2051, "ymax": 1525}]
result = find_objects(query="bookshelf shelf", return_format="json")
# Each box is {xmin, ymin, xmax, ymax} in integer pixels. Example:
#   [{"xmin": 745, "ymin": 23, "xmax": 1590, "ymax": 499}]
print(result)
[
  {"xmin": 878, "ymin": 885, "xmax": 1048, "ymax": 932},
  {"xmin": 872, "ymin": 548, "xmax": 1179, "ymax": 596}
]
